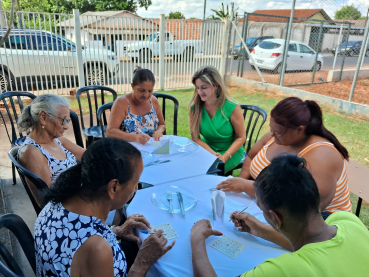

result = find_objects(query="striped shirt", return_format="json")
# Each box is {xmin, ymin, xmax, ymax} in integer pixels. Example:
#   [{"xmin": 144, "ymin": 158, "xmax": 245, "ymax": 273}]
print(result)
[{"xmin": 250, "ymin": 138, "xmax": 352, "ymax": 213}]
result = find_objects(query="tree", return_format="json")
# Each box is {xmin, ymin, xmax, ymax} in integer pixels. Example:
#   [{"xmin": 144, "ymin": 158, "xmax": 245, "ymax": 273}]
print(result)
[
  {"xmin": 208, "ymin": 3, "xmax": 239, "ymax": 20},
  {"xmin": 335, "ymin": 5, "xmax": 362, "ymax": 20},
  {"xmin": 2, "ymin": 0, "xmax": 50, "ymax": 13},
  {"xmin": 166, "ymin": 11, "xmax": 185, "ymax": 19}
]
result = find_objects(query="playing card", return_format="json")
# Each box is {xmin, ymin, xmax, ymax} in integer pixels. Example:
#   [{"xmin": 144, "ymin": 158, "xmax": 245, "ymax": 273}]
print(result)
[
  {"xmin": 152, "ymin": 222, "xmax": 179, "ymax": 240},
  {"xmin": 210, "ymin": 235, "xmax": 246, "ymax": 259}
]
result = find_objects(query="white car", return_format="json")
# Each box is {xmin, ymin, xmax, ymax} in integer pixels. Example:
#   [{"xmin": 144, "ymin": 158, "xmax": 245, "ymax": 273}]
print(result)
[
  {"xmin": 0, "ymin": 29, "xmax": 120, "ymax": 92},
  {"xmin": 249, "ymin": 39, "xmax": 324, "ymax": 74}
]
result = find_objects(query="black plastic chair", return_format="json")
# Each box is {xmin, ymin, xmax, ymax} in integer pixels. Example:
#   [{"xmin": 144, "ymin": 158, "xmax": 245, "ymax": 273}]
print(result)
[
  {"xmin": 69, "ymin": 109, "xmax": 84, "ymax": 148},
  {"xmin": 0, "ymin": 213, "xmax": 35, "ymax": 277},
  {"xmin": 76, "ymin": 85, "xmax": 117, "ymax": 147},
  {"xmin": 218, "ymin": 104, "xmax": 267, "ymax": 176},
  {"xmin": 97, "ymin": 102, "xmax": 113, "ymax": 138},
  {"xmin": 153, "ymin": 93, "xmax": 179, "ymax": 135},
  {"xmin": 0, "ymin": 91, "xmax": 36, "ymax": 185},
  {"xmin": 8, "ymin": 146, "xmax": 48, "ymax": 215}
]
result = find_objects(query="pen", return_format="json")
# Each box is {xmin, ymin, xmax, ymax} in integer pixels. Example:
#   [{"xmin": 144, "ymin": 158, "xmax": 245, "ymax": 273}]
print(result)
[
  {"xmin": 228, "ymin": 200, "xmax": 256, "ymax": 222},
  {"xmin": 140, "ymin": 230, "xmax": 166, "ymax": 235}
]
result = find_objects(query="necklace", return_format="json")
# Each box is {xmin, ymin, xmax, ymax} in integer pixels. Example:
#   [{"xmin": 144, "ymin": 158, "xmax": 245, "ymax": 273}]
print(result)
[{"xmin": 79, "ymin": 195, "xmax": 105, "ymax": 223}]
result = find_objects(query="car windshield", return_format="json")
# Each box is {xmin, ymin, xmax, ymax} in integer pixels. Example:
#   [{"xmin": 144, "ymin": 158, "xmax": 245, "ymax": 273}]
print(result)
[
  {"xmin": 146, "ymin": 33, "xmax": 157, "ymax": 41},
  {"xmin": 340, "ymin": 41, "xmax": 356, "ymax": 47},
  {"xmin": 246, "ymin": 37, "xmax": 257, "ymax": 45},
  {"xmin": 259, "ymin": 41, "xmax": 281, "ymax": 49}
]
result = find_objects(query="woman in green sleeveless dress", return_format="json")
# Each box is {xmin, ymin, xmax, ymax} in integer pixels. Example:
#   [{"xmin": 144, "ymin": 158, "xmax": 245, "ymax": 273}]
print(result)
[{"xmin": 189, "ymin": 66, "xmax": 246, "ymax": 174}]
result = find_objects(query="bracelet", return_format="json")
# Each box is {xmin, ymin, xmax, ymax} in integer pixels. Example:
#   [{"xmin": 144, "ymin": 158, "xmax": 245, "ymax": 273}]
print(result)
[
  {"xmin": 110, "ymin": 225, "xmax": 116, "ymax": 231},
  {"xmin": 226, "ymin": 151, "xmax": 232, "ymax": 159}
]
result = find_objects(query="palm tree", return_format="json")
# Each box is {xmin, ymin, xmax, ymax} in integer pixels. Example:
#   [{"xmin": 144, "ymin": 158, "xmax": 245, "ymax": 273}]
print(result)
[{"xmin": 208, "ymin": 3, "xmax": 239, "ymax": 20}]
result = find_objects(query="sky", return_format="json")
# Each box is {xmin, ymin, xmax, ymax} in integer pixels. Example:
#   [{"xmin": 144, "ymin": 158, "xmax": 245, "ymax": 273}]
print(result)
[{"xmin": 136, "ymin": 0, "xmax": 369, "ymax": 19}]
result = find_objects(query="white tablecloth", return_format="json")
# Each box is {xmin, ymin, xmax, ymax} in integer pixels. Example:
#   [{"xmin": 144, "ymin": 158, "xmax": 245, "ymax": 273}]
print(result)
[
  {"xmin": 132, "ymin": 135, "xmax": 217, "ymax": 185},
  {"xmin": 127, "ymin": 175, "xmax": 289, "ymax": 277}
]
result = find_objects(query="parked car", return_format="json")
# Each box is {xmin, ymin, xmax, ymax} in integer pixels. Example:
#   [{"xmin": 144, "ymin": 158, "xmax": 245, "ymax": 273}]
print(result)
[
  {"xmin": 0, "ymin": 29, "xmax": 120, "ymax": 93},
  {"xmin": 332, "ymin": 41, "xmax": 369, "ymax": 57},
  {"xmin": 123, "ymin": 32, "xmax": 203, "ymax": 62},
  {"xmin": 229, "ymin": 36, "xmax": 274, "ymax": 60},
  {"xmin": 249, "ymin": 39, "xmax": 324, "ymax": 74}
]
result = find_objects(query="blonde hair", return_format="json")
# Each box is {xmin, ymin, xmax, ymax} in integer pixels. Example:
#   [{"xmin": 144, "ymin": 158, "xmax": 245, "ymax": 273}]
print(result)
[{"xmin": 189, "ymin": 66, "xmax": 235, "ymax": 139}]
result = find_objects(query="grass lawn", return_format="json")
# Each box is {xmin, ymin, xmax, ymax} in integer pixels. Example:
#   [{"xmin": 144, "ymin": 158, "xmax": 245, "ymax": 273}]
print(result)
[{"xmin": 70, "ymin": 87, "xmax": 369, "ymax": 229}]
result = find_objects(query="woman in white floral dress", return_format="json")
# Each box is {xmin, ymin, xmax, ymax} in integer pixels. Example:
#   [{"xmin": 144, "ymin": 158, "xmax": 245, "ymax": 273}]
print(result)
[{"xmin": 35, "ymin": 138, "xmax": 175, "ymax": 277}]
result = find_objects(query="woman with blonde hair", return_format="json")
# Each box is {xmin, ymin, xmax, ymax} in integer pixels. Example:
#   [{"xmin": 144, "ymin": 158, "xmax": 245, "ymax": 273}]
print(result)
[{"xmin": 189, "ymin": 66, "xmax": 246, "ymax": 173}]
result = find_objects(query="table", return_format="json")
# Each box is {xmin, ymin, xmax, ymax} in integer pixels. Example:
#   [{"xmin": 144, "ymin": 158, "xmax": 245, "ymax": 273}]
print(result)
[
  {"xmin": 132, "ymin": 135, "xmax": 217, "ymax": 185},
  {"xmin": 127, "ymin": 174, "xmax": 289, "ymax": 277}
]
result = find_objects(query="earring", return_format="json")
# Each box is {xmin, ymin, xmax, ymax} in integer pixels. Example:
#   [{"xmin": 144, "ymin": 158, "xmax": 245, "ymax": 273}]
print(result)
[{"xmin": 42, "ymin": 125, "xmax": 45, "ymax": 129}]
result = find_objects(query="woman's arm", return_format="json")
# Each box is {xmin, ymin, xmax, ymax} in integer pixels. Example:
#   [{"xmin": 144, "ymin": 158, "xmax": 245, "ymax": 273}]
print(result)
[
  {"xmin": 151, "ymin": 96, "xmax": 166, "ymax": 141},
  {"xmin": 58, "ymin": 136, "xmax": 85, "ymax": 161},
  {"xmin": 238, "ymin": 132, "xmax": 273, "ymax": 179},
  {"xmin": 19, "ymin": 145, "xmax": 51, "ymax": 187},
  {"xmin": 106, "ymin": 96, "xmax": 150, "ymax": 144}
]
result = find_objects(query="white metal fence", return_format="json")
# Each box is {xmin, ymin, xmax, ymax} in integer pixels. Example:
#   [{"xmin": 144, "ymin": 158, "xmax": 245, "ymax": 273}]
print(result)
[{"xmin": 0, "ymin": 10, "xmax": 226, "ymax": 95}]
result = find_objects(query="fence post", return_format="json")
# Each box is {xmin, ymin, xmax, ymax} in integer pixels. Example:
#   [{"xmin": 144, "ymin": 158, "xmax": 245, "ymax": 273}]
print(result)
[
  {"xmin": 159, "ymin": 14, "xmax": 165, "ymax": 91},
  {"xmin": 311, "ymin": 21, "xmax": 323, "ymax": 84},
  {"xmin": 279, "ymin": 0, "xmax": 296, "ymax": 86},
  {"xmin": 349, "ymin": 18, "xmax": 369, "ymax": 102},
  {"xmin": 73, "ymin": 9, "xmax": 85, "ymax": 88},
  {"xmin": 0, "ymin": 1, "xmax": 6, "ymax": 28},
  {"xmin": 240, "ymin": 12, "xmax": 249, "ymax": 78},
  {"xmin": 332, "ymin": 24, "xmax": 343, "ymax": 70},
  {"xmin": 229, "ymin": 3, "xmax": 235, "ymax": 77},
  {"xmin": 220, "ymin": 18, "xmax": 230, "ymax": 80},
  {"xmin": 339, "ymin": 24, "xmax": 351, "ymax": 82}
]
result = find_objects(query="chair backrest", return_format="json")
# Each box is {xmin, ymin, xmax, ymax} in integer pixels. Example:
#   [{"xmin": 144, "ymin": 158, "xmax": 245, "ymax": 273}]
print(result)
[
  {"xmin": 153, "ymin": 93, "xmax": 179, "ymax": 135},
  {"xmin": 240, "ymin": 104, "xmax": 267, "ymax": 153},
  {"xmin": 0, "ymin": 91, "xmax": 36, "ymax": 146},
  {"xmin": 347, "ymin": 160, "xmax": 369, "ymax": 216},
  {"xmin": 76, "ymin": 85, "xmax": 117, "ymax": 130},
  {"xmin": 8, "ymin": 146, "xmax": 48, "ymax": 215},
  {"xmin": 97, "ymin": 102, "xmax": 114, "ymax": 138},
  {"xmin": 69, "ymin": 109, "xmax": 84, "ymax": 148},
  {"xmin": 0, "ymin": 213, "xmax": 35, "ymax": 277}
]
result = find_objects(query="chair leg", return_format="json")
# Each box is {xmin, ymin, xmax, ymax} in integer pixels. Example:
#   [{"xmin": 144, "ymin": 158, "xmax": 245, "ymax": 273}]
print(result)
[
  {"xmin": 12, "ymin": 163, "xmax": 16, "ymax": 185},
  {"xmin": 356, "ymin": 197, "xmax": 363, "ymax": 217}
]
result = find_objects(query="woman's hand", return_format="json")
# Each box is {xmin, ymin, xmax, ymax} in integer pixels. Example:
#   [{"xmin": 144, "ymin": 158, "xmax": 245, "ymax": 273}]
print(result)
[
  {"xmin": 136, "ymin": 230, "xmax": 175, "ymax": 266},
  {"xmin": 230, "ymin": 212, "xmax": 266, "ymax": 237},
  {"xmin": 216, "ymin": 177, "xmax": 251, "ymax": 193},
  {"xmin": 135, "ymin": 134, "xmax": 150, "ymax": 145},
  {"xmin": 191, "ymin": 219, "xmax": 223, "ymax": 241},
  {"xmin": 215, "ymin": 153, "xmax": 228, "ymax": 163},
  {"xmin": 152, "ymin": 130, "xmax": 163, "ymax": 141},
  {"xmin": 113, "ymin": 214, "xmax": 151, "ymax": 244}
]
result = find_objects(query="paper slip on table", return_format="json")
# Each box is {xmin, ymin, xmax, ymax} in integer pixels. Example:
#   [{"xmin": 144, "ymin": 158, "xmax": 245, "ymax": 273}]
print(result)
[
  {"xmin": 127, "ymin": 174, "xmax": 289, "ymax": 277},
  {"xmin": 131, "ymin": 135, "xmax": 217, "ymax": 186}
]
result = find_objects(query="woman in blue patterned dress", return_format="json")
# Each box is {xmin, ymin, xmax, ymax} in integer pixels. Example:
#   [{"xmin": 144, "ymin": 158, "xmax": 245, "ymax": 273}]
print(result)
[
  {"xmin": 35, "ymin": 138, "xmax": 175, "ymax": 277},
  {"xmin": 107, "ymin": 67, "xmax": 166, "ymax": 145}
]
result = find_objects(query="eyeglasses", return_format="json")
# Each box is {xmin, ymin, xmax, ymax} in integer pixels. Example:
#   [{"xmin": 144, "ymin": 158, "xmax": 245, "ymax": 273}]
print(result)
[{"xmin": 46, "ymin": 112, "xmax": 71, "ymax": 125}]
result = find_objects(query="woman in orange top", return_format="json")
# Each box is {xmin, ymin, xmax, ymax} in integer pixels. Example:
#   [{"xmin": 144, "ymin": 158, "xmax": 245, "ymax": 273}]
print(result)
[{"xmin": 217, "ymin": 97, "xmax": 351, "ymax": 219}]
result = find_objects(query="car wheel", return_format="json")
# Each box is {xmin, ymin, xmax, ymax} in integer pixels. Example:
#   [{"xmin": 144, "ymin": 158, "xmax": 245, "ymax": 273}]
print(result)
[
  {"xmin": 274, "ymin": 63, "xmax": 284, "ymax": 74},
  {"xmin": 365, "ymin": 50, "xmax": 369, "ymax": 57},
  {"xmin": 0, "ymin": 71, "xmax": 10, "ymax": 93},
  {"xmin": 86, "ymin": 64, "xmax": 105, "ymax": 86},
  {"xmin": 233, "ymin": 55, "xmax": 238, "ymax": 60},
  {"xmin": 139, "ymin": 49, "xmax": 152, "ymax": 63},
  {"xmin": 347, "ymin": 49, "xmax": 353, "ymax": 57},
  {"xmin": 250, "ymin": 65, "xmax": 256, "ymax": 70},
  {"xmin": 183, "ymin": 47, "xmax": 194, "ymax": 62},
  {"xmin": 312, "ymin": 61, "xmax": 321, "ymax": 72}
]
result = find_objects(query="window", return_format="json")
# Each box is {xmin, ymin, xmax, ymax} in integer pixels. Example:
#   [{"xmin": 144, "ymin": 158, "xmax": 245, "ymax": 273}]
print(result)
[
  {"xmin": 3, "ymin": 35, "xmax": 31, "ymax": 49},
  {"xmin": 34, "ymin": 35, "xmax": 66, "ymax": 51},
  {"xmin": 299, "ymin": 44, "xmax": 314, "ymax": 54},
  {"xmin": 259, "ymin": 41, "xmax": 281, "ymax": 49},
  {"xmin": 288, "ymin": 44, "xmax": 297, "ymax": 52}
]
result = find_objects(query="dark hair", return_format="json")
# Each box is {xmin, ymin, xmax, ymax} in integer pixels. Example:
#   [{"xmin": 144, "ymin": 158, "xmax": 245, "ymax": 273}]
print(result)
[
  {"xmin": 271, "ymin": 97, "xmax": 349, "ymax": 160},
  {"xmin": 132, "ymin": 66, "xmax": 155, "ymax": 87},
  {"xmin": 254, "ymin": 154, "xmax": 320, "ymax": 219},
  {"xmin": 42, "ymin": 138, "xmax": 142, "ymax": 205}
]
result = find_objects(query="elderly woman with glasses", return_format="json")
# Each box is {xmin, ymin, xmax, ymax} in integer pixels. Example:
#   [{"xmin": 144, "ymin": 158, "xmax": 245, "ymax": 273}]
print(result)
[{"xmin": 17, "ymin": 94, "xmax": 85, "ymax": 187}]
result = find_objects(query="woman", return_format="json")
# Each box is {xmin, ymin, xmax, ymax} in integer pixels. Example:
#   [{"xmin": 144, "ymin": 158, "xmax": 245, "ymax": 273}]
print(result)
[
  {"xmin": 17, "ymin": 94, "xmax": 85, "ymax": 187},
  {"xmin": 191, "ymin": 155, "xmax": 369, "ymax": 277},
  {"xmin": 216, "ymin": 97, "xmax": 351, "ymax": 218},
  {"xmin": 106, "ymin": 67, "xmax": 165, "ymax": 145},
  {"xmin": 35, "ymin": 138, "xmax": 175, "ymax": 277},
  {"xmin": 189, "ymin": 66, "xmax": 246, "ymax": 173}
]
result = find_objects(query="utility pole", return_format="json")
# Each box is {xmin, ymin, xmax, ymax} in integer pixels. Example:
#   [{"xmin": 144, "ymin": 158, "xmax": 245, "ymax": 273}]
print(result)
[{"xmin": 203, "ymin": 0, "xmax": 206, "ymax": 21}]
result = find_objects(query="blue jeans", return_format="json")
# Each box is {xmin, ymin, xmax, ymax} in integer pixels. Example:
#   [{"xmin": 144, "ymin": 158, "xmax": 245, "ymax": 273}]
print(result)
[{"xmin": 321, "ymin": 211, "xmax": 331, "ymax": 220}]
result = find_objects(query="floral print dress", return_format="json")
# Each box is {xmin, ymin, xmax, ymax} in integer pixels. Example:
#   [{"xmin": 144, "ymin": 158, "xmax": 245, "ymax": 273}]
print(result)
[
  {"xmin": 120, "ymin": 98, "xmax": 159, "ymax": 136},
  {"xmin": 35, "ymin": 202, "xmax": 127, "ymax": 277}
]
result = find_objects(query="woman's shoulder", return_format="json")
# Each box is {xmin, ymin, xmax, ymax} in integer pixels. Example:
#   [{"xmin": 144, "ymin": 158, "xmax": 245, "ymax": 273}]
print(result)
[{"xmin": 220, "ymin": 99, "xmax": 238, "ymax": 118}]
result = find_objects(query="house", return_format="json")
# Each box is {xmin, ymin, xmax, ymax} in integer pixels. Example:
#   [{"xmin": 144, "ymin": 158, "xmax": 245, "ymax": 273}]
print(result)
[
  {"xmin": 150, "ymin": 19, "xmax": 203, "ymax": 40},
  {"xmin": 243, "ymin": 9, "xmax": 333, "ymax": 23},
  {"xmin": 57, "ymin": 11, "xmax": 159, "ymax": 51}
]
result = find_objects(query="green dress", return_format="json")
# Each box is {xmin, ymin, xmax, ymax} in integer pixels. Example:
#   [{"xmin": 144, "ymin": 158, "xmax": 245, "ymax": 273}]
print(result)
[{"xmin": 200, "ymin": 99, "xmax": 244, "ymax": 173}]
